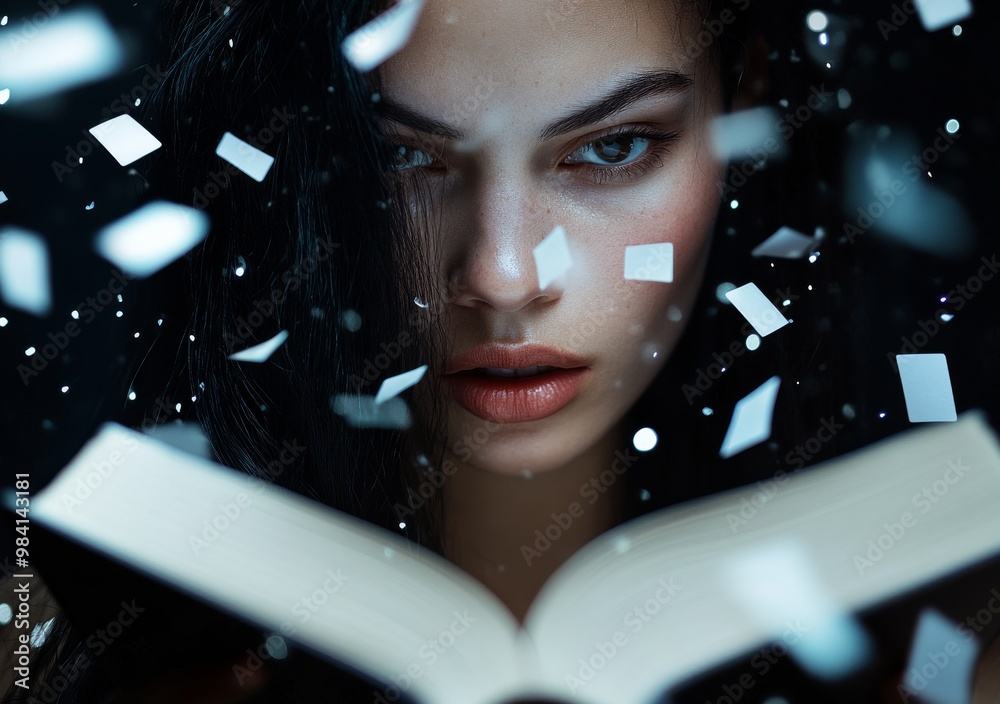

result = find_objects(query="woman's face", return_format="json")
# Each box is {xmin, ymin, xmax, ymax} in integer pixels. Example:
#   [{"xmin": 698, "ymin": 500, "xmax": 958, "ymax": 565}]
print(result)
[{"xmin": 378, "ymin": 0, "xmax": 726, "ymax": 475}]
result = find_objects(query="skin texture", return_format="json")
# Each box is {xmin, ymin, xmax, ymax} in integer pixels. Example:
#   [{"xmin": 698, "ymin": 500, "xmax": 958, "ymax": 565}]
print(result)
[
  {"xmin": 380, "ymin": 0, "xmax": 726, "ymax": 478},
  {"xmin": 377, "ymin": 0, "xmax": 729, "ymax": 619}
]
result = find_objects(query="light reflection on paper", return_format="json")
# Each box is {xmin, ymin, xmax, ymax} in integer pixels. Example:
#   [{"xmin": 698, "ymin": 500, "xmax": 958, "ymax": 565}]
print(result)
[
  {"xmin": 94, "ymin": 201, "xmax": 210, "ymax": 278},
  {"xmin": 0, "ymin": 8, "xmax": 125, "ymax": 104}
]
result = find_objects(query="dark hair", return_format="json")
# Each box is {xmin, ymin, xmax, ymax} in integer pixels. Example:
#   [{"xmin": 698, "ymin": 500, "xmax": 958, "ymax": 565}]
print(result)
[{"xmin": 16, "ymin": 0, "xmax": 998, "ymax": 700}]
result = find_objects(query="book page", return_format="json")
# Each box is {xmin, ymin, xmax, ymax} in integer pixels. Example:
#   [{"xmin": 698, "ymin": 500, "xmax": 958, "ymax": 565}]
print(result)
[
  {"xmin": 31, "ymin": 423, "xmax": 536, "ymax": 704},
  {"xmin": 521, "ymin": 413, "xmax": 1000, "ymax": 704}
]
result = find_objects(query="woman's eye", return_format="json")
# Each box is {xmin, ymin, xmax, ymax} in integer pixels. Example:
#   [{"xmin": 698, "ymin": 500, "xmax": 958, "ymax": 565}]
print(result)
[
  {"xmin": 390, "ymin": 144, "xmax": 436, "ymax": 171},
  {"xmin": 566, "ymin": 133, "xmax": 652, "ymax": 167}
]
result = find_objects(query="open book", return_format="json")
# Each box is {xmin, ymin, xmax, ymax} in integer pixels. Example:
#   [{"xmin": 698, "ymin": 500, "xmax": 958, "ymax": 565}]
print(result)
[{"xmin": 18, "ymin": 412, "xmax": 1000, "ymax": 704}]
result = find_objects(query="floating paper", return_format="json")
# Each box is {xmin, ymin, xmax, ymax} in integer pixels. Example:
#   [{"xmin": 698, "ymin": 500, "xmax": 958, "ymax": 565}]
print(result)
[
  {"xmin": 341, "ymin": 0, "xmax": 425, "ymax": 72},
  {"xmin": 901, "ymin": 609, "xmax": 978, "ymax": 704},
  {"xmin": 89, "ymin": 114, "xmax": 162, "ymax": 167},
  {"xmin": 914, "ymin": 0, "xmax": 972, "ymax": 32},
  {"xmin": 332, "ymin": 394, "xmax": 411, "ymax": 430},
  {"xmin": 724, "ymin": 540, "xmax": 873, "ymax": 680},
  {"xmin": 533, "ymin": 225, "xmax": 572, "ymax": 290},
  {"xmin": 896, "ymin": 353, "xmax": 958, "ymax": 423},
  {"xmin": 751, "ymin": 226, "xmax": 816, "ymax": 259},
  {"xmin": 708, "ymin": 106, "xmax": 785, "ymax": 162},
  {"xmin": 94, "ymin": 201, "xmax": 210, "ymax": 278},
  {"xmin": 215, "ymin": 132, "xmax": 275, "ymax": 183},
  {"xmin": 725, "ymin": 282, "xmax": 789, "ymax": 337},
  {"xmin": 0, "ymin": 8, "xmax": 124, "ymax": 104},
  {"xmin": 374, "ymin": 365, "xmax": 427, "ymax": 405},
  {"xmin": 0, "ymin": 226, "xmax": 51, "ymax": 317},
  {"xmin": 0, "ymin": 192, "xmax": 7, "ymax": 205},
  {"xmin": 624, "ymin": 243, "xmax": 673, "ymax": 282},
  {"xmin": 229, "ymin": 331, "xmax": 289, "ymax": 363},
  {"xmin": 720, "ymin": 376, "xmax": 780, "ymax": 458}
]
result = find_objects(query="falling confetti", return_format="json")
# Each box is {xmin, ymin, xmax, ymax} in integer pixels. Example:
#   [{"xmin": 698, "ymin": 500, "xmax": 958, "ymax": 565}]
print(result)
[
  {"xmin": 724, "ymin": 540, "xmax": 873, "ymax": 681},
  {"xmin": 331, "ymin": 393, "xmax": 411, "ymax": 430},
  {"xmin": 708, "ymin": 106, "xmax": 785, "ymax": 162},
  {"xmin": 229, "ymin": 330, "xmax": 290, "ymax": 363},
  {"xmin": 751, "ymin": 226, "xmax": 817, "ymax": 259},
  {"xmin": 374, "ymin": 365, "xmax": 428, "ymax": 405},
  {"xmin": 0, "ymin": 226, "xmax": 52, "ymax": 317},
  {"xmin": 533, "ymin": 225, "xmax": 572, "ymax": 290},
  {"xmin": 896, "ymin": 353, "xmax": 958, "ymax": 422},
  {"xmin": 89, "ymin": 114, "xmax": 163, "ymax": 167},
  {"xmin": 914, "ymin": 0, "xmax": 972, "ymax": 32},
  {"xmin": 624, "ymin": 243, "xmax": 674, "ymax": 282},
  {"xmin": 0, "ymin": 8, "xmax": 124, "ymax": 104},
  {"xmin": 901, "ymin": 609, "xmax": 978, "ymax": 704},
  {"xmin": 215, "ymin": 132, "xmax": 275, "ymax": 183},
  {"xmin": 341, "ymin": 0, "xmax": 425, "ymax": 72},
  {"xmin": 725, "ymin": 282, "xmax": 790, "ymax": 337},
  {"xmin": 94, "ymin": 201, "xmax": 210, "ymax": 278},
  {"xmin": 720, "ymin": 376, "xmax": 781, "ymax": 458}
]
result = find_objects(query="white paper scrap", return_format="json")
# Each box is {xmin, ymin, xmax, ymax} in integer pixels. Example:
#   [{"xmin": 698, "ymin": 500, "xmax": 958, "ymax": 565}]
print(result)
[
  {"xmin": 708, "ymin": 106, "xmax": 785, "ymax": 162},
  {"xmin": 0, "ymin": 8, "xmax": 124, "ymax": 104},
  {"xmin": 332, "ymin": 394, "xmax": 411, "ymax": 430},
  {"xmin": 901, "ymin": 609, "xmax": 978, "ymax": 704},
  {"xmin": 229, "ymin": 330, "xmax": 289, "ymax": 363},
  {"xmin": 624, "ymin": 243, "xmax": 673, "ymax": 282},
  {"xmin": 89, "ymin": 115, "xmax": 162, "ymax": 167},
  {"xmin": 914, "ymin": 0, "xmax": 972, "ymax": 32},
  {"xmin": 94, "ymin": 201, "xmax": 210, "ymax": 278},
  {"xmin": 533, "ymin": 225, "xmax": 572, "ymax": 290},
  {"xmin": 215, "ymin": 132, "xmax": 275, "ymax": 183},
  {"xmin": 0, "ymin": 226, "xmax": 51, "ymax": 317},
  {"xmin": 751, "ymin": 226, "xmax": 816, "ymax": 259},
  {"xmin": 896, "ymin": 353, "xmax": 958, "ymax": 423},
  {"xmin": 0, "ymin": 192, "xmax": 8, "ymax": 205},
  {"xmin": 374, "ymin": 365, "xmax": 428, "ymax": 405},
  {"xmin": 724, "ymin": 540, "xmax": 873, "ymax": 681},
  {"xmin": 720, "ymin": 376, "xmax": 781, "ymax": 458},
  {"xmin": 341, "ymin": 0, "xmax": 425, "ymax": 72},
  {"xmin": 725, "ymin": 282, "xmax": 789, "ymax": 337}
]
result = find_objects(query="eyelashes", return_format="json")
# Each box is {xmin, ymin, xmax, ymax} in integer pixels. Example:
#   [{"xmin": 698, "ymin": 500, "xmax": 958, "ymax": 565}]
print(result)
[
  {"xmin": 385, "ymin": 125, "xmax": 682, "ymax": 185},
  {"xmin": 566, "ymin": 126, "xmax": 680, "ymax": 185}
]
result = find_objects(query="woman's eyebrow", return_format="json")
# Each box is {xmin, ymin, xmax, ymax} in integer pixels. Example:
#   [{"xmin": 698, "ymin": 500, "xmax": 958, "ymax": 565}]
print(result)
[
  {"xmin": 537, "ymin": 69, "xmax": 693, "ymax": 140},
  {"xmin": 375, "ymin": 69, "xmax": 692, "ymax": 142}
]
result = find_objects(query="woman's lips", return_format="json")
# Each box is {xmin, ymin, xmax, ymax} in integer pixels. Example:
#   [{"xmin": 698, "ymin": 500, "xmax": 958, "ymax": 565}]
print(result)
[{"xmin": 442, "ymin": 367, "xmax": 589, "ymax": 423}]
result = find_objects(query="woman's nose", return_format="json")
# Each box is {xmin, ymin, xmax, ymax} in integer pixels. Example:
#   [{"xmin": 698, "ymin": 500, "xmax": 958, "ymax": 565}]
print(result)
[{"xmin": 447, "ymin": 171, "xmax": 565, "ymax": 312}]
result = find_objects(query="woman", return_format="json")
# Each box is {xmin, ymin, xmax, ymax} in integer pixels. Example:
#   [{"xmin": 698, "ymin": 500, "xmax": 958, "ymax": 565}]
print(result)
[{"xmin": 4, "ymin": 0, "xmax": 994, "ymax": 701}]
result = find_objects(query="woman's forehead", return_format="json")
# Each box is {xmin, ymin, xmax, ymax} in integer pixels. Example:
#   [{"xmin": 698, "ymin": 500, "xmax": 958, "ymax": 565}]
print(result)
[{"xmin": 378, "ymin": 0, "xmax": 706, "ymax": 106}]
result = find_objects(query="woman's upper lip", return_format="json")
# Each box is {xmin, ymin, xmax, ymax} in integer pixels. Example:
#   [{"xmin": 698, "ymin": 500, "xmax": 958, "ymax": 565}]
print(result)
[{"xmin": 443, "ymin": 343, "xmax": 589, "ymax": 375}]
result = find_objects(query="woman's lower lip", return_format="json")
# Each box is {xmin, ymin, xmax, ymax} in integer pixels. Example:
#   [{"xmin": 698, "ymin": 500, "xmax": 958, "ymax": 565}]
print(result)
[{"xmin": 442, "ymin": 368, "xmax": 589, "ymax": 423}]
